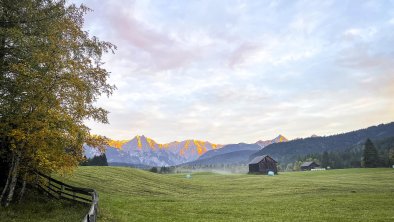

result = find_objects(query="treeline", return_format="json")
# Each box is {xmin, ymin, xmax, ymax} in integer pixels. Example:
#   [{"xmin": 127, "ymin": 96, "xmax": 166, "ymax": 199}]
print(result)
[
  {"xmin": 288, "ymin": 137, "xmax": 394, "ymax": 170},
  {"xmin": 81, "ymin": 154, "xmax": 108, "ymax": 166},
  {"xmin": 149, "ymin": 166, "xmax": 176, "ymax": 174}
]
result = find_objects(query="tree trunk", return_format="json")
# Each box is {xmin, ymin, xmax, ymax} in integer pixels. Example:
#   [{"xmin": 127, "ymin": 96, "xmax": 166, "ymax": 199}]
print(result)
[
  {"xmin": 0, "ymin": 154, "xmax": 14, "ymax": 204},
  {"xmin": 4, "ymin": 153, "xmax": 20, "ymax": 207},
  {"xmin": 18, "ymin": 173, "xmax": 27, "ymax": 203}
]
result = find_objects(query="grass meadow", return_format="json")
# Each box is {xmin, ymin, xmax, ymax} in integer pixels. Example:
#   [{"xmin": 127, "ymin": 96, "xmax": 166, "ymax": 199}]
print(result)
[
  {"xmin": 0, "ymin": 189, "xmax": 87, "ymax": 222},
  {"xmin": 2, "ymin": 167, "xmax": 394, "ymax": 221}
]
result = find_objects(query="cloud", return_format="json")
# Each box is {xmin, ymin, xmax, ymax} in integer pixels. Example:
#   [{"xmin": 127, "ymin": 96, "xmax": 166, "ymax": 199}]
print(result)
[
  {"xmin": 79, "ymin": 0, "xmax": 394, "ymax": 143},
  {"xmin": 228, "ymin": 42, "xmax": 265, "ymax": 68},
  {"xmin": 108, "ymin": 5, "xmax": 202, "ymax": 71}
]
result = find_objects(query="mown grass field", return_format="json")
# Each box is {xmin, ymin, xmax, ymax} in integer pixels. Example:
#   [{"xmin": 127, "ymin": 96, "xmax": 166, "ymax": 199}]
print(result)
[{"xmin": 2, "ymin": 167, "xmax": 394, "ymax": 221}]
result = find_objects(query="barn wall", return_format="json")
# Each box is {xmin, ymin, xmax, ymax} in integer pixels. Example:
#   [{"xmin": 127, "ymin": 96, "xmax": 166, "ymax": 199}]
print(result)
[
  {"xmin": 258, "ymin": 158, "xmax": 278, "ymax": 174},
  {"xmin": 248, "ymin": 164, "xmax": 259, "ymax": 173}
]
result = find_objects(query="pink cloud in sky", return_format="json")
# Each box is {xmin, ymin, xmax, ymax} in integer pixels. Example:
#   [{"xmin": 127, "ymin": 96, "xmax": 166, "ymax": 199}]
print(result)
[
  {"xmin": 104, "ymin": 5, "xmax": 201, "ymax": 71},
  {"xmin": 228, "ymin": 42, "xmax": 263, "ymax": 68}
]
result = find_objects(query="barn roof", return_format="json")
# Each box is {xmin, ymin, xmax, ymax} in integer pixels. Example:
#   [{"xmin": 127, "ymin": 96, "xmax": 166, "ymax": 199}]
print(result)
[
  {"xmin": 249, "ymin": 155, "xmax": 277, "ymax": 164},
  {"xmin": 301, "ymin": 161, "xmax": 319, "ymax": 167}
]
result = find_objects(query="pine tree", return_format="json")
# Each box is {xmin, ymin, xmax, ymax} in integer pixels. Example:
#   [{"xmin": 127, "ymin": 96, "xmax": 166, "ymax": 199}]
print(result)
[
  {"xmin": 150, "ymin": 167, "xmax": 158, "ymax": 173},
  {"xmin": 321, "ymin": 151, "xmax": 330, "ymax": 168},
  {"xmin": 388, "ymin": 148, "xmax": 394, "ymax": 167},
  {"xmin": 363, "ymin": 139, "xmax": 379, "ymax": 168},
  {"xmin": 160, "ymin": 166, "xmax": 167, "ymax": 174},
  {"xmin": 101, "ymin": 153, "xmax": 108, "ymax": 166}
]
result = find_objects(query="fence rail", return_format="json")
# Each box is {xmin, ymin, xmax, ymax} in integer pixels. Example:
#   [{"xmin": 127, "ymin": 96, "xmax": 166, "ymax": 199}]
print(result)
[{"xmin": 34, "ymin": 172, "xmax": 98, "ymax": 222}]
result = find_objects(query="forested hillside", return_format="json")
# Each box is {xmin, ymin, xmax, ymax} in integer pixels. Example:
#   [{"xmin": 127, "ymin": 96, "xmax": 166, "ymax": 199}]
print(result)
[
  {"xmin": 289, "ymin": 136, "xmax": 394, "ymax": 170},
  {"xmin": 251, "ymin": 122, "xmax": 394, "ymax": 166}
]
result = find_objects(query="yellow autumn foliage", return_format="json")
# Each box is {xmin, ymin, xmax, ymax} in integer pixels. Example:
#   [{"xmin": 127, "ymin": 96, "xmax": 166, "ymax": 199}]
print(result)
[{"xmin": 0, "ymin": 1, "xmax": 115, "ymax": 180}]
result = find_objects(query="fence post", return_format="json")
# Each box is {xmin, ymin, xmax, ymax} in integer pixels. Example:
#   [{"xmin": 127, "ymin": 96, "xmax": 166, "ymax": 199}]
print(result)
[
  {"xmin": 46, "ymin": 177, "xmax": 50, "ymax": 196},
  {"xmin": 94, "ymin": 206, "xmax": 97, "ymax": 222},
  {"xmin": 35, "ymin": 172, "xmax": 39, "ymax": 188},
  {"xmin": 60, "ymin": 184, "xmax": 65, "ymax": 198}
]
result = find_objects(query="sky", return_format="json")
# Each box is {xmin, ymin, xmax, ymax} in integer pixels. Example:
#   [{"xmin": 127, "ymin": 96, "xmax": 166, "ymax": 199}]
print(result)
[{"xmin": 77, "ymin": 0, "xmax": 394, "ymax": 144}]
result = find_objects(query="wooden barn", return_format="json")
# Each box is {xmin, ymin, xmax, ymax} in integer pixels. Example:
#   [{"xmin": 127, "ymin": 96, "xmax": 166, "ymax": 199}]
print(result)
[
  {"xmin": 300, "ymin": 161, "xmax": 320, "ymax": 171},
  {"xmin": 248, "ymin": 155, "xmax": 278, "ymax": 174}
]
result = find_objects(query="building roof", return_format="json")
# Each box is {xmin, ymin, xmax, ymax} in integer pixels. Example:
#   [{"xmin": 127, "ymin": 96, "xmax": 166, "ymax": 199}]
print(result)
[
  {"xmin": 300, "ymin": 161, "xmax": 319, "ymax": 167},
  {"xmin": 249, "ymin": 155, "xmax": 277, "ymax": 164}
]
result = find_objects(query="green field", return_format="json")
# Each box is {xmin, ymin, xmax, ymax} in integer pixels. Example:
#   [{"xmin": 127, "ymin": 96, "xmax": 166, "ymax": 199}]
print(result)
[{"xmin": 2, "ymin": 167, "xmax": 394, "ymax": 221}]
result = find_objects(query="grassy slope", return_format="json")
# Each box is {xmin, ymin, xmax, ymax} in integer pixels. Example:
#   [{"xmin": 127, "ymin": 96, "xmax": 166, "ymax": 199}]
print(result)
[
  {"xmin": 0, "ymin": 189, "xmax": 87, "ymax": 222},
  {"xmin": 57, "ymin": 167, "xmax": 394, "ymax": 222}
]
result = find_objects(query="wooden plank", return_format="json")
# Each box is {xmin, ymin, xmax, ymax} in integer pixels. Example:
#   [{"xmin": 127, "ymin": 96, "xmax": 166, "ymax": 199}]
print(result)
[
  {"xmin": 59, "ymin": 195, "xmax": 91, "ymax": 204},
  {"xmin": 38, "ymin": 184, "xmax": 59, "ymax": 199},
  {"xmin": 38, "ymin": 181, "xmax": 92, "ymax": 203},
  {"xmin": 49, "ymin": 182, "xmax": 62, "ymax": 190},
  {"xmin": 37, "ymin": 172, "xmax": 95, "ymax": 192},
  {"xmin": 60, "ymin": 192, "xmax": 92, "ymax": 203},
  {"xmin": 46, "ymin": 184, "xmax": 60, "ymax": 196},
  {"xmin": 64, "ymin": 187, "xmax": 92, "ymax": 195}
]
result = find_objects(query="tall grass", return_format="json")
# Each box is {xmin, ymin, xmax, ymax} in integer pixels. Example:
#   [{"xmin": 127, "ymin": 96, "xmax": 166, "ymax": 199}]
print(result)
[{"xmin": 0, "ymin": 189, "xmax": 87, "ymax": 222}]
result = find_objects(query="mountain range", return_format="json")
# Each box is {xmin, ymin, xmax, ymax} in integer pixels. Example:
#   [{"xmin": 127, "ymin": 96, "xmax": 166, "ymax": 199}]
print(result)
[
  {"xmin": 84, "ymin": 122, "xmax": 394, "ymax": 168},
  {"xmin": 84, "ymin": 135, "xmax": 287, "ymax": 167},
  {"xmin": 84, "ymin": 135, "xmax": 224, "ymax": 166}
]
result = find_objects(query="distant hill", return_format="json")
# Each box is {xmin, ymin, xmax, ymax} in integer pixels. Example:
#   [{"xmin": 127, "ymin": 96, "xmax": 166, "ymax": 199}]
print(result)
[
  {"xmin": 180, "ymin": 135, "xmax": 288, "ymax": 167},
  {"xmin": 198, "ymin": 143, "xmax": 261, "ymax": 160},
  {"xmin": 198, "ymin": 135, "xmax": 287, "ymax": 161},
  {"xmin": 251, "ymin": 122, "xmax": 394, "ymax": 165},
  {"xmin": 180, "ymin": 150, "xmax": 257, "ymax": 166}
]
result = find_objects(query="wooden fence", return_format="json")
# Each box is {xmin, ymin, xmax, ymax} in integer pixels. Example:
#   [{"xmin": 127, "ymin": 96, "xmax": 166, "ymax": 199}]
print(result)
[{"xmin": 34, "ymin": 172, "xmax": 98, "ymax": 222}]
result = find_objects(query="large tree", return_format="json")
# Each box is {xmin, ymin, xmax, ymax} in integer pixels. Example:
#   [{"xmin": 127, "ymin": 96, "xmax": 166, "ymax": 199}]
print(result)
[
  {"xmin": 0, "ymin": 0, "xmax": 115, "ymax": 206},
  {"xmin": 363, "ymin": 139, "xmax": 379, "ymax": 168}
]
